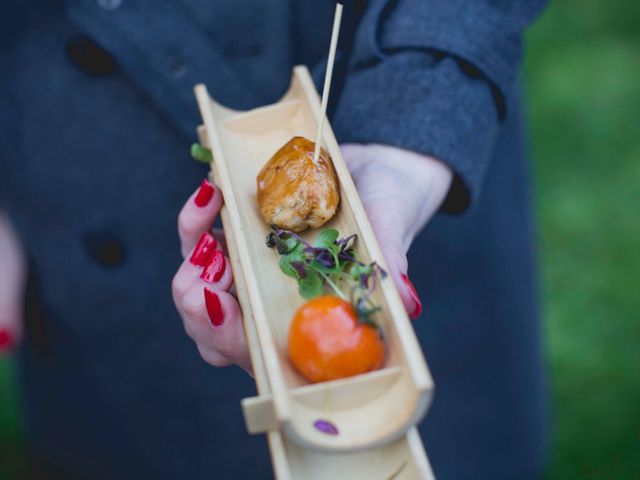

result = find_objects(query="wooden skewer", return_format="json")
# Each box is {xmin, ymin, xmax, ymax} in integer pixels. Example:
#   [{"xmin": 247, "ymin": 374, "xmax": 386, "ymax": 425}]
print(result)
[{"xmin": 312, "ymin": 2, "xmax": 343, "ymax": 165}]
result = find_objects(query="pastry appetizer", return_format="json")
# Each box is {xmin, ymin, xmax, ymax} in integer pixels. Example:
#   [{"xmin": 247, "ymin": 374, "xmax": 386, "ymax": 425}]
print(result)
[{"xmin": 257, "ymin": 137, "xmax": 339, "ymax": 232}]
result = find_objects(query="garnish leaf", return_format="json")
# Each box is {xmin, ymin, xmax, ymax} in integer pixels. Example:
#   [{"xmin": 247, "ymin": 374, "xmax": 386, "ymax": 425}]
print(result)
[
  {"xmin": 283, "ymin": 236, "xmax": 300, "ymax": 254},
  {"xmin": 266, "ymin": 226, "xmax": 386, "ymax": 329},
  {"xmin": 191, "ymin": 143, "xmax": 213, "ymax": 163},
  {"xmin": 268, "ymin": 231, "xmax": 301, "ymax": 255},
  {"xmin": 311, "ymin": 258, "xmax": 337, "ymax": 274},
  {"xmin": 279, "ymin": 255, "xmax": 298, "ymax": 278},
  {"xmin": 312, "ymin": 249, "xmax": 337, "ymax": 270},
  {"xmin": 279, "ymin": 245, "xmax": 307, "ymax": 279},
  {"xmin": 314, "ymin": 229, "xmax": 339, "ymax": 248},
  {"xmin": 350, "ymin": 263, "xmax": 372, "ymax": 281},
  {"xmin": 290, "ymin": 261, "xmax": 308, "ymax": 279},
  {"xmin": 298, "ymin": 270, "xmax": 324, "ymax": 299}
]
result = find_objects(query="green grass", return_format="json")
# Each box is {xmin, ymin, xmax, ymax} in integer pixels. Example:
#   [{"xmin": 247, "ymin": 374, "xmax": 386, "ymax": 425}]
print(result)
[
  {"xmin": 526, "ymin": 0, "xmax": 640, "ymax": 478},
  {"xmin": 0, "ymin": 358, "xmax": 27, "ymax": 477},
  {"xmin": 1, "ymin": 1, "xmax": 639, "ymax": 478}
]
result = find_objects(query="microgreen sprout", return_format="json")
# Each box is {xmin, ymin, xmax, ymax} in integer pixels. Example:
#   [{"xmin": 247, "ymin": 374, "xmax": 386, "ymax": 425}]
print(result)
[
  {"xmin": 266, "ymin": 226, "xmax": 387, "ymax": 331},
  {"xmin": 191, "ymin": 143, "xmax": 213, "ymax": 164}
]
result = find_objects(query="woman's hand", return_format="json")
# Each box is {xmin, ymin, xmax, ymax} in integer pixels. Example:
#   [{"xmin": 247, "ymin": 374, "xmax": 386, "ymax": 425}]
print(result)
[
  {"xmin": 341, "ymin": 144, "xmax": 453, "ymax": 319},
  {"xmin": 173, "ymin": 145, "xmax": 452, "ymax": 372},
  {"xmin": 171, "ymin": 181, "xmax": 252, "ymax": 373},
  {"xmin": 0, "ymin": 212, "xmax": 27, "ymax": 354}
]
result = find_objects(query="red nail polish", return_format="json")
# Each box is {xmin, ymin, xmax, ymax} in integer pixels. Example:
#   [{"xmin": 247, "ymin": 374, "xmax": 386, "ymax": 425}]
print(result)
[
  {"xmin": 204, "ymin": 288, "xmax": 224, "ymax": 327},
  {"xmin": 200, "ymin": 250, "xmax": 226, "ymax": 283},
  {"xmin": 401, "ymin": 274, "xmax": 423, "ymax": 319},
  {"xmin": 194, "ymin": 179, "xmax": 214, "ymax": 207},
  {"xmin": 0, "ymin": 329, "xmax": 14, "ymax": 351},
  {"xmin": 189, "ymin": 232, "xmax": 218, "ymax": 266}
]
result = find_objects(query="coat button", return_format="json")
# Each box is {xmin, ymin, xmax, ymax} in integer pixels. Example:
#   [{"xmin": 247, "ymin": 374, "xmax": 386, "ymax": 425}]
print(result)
[
  {"xmin": 65, "ymin": 35, "xmax": 118, "ymax": 77},
  {"xmin": 83, "ymin": 231, "xmax": 127, "ymax": 268}
]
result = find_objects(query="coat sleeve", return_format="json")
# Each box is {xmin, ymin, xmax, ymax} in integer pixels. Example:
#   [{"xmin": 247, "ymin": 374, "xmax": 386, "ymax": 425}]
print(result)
[{"xmin": 330, "ymin": 0, "xmax": 547, "ymax": 213}]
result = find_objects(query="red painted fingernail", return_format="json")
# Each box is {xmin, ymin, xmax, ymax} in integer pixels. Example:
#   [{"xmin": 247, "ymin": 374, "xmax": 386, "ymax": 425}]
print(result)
[
  {"xmin": 201, "ymin": 250, "xmax": 226, "ymax": 283},
  {"xmin": 189, "ymin": 232, "xmax": 218, "ymax": 266},
  {"xmin": 204, "ymin": 288, "xmax": 224, "ymax": 327},
  {"xmin": 401, "ymin": 274, "xmax": 423, "ymax": 319},
  {"xmin": 194, "ymin": 179, "xmax": 214, "ymax": 207},
  {"xmin": 0, "ymin": 329, "xmax": 14, "ymax": 352}
]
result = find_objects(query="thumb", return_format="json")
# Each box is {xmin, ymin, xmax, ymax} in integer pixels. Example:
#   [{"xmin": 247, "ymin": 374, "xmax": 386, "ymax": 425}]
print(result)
[
  {"xmin": 340, "ymin": 143, "xmax": 424, "ymax": 320},
  {"xmin": 368, "ymin": 212, "xmax": 423, "ymax": 320}
]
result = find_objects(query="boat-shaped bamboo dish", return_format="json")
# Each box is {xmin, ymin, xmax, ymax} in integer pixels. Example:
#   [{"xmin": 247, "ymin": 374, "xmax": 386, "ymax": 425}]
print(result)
[{"xmin": 194, "ymin": 66, "xmax": 434, "ymax": 454}]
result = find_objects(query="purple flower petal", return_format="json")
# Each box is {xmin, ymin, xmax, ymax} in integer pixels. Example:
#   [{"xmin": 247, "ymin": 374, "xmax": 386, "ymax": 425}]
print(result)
[
  {"xmin": 313, "ymin": 419, "xmax": 339, "ymax": 435},
  {"xmin": 315, "ymin": 250, "xmax": 335, "ymax": 268},
  {"xmin": 337, "ymin": 234, "xmax": 357, "ymax": 250},
  {"xmin": 291, "ymin": 261, "xmax": 307, "ymax": 279},
  {"xmin": 338, "ymin": 251, "xmax": 356, "ymax": 263},
  {"xmin": 272, "ymin": 226, "xmax": 311, "ymax": 249}
]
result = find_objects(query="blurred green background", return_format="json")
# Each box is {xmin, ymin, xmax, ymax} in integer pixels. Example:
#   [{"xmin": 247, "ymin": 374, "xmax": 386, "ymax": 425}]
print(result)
[
  {"xmin": 1, "ymin": 0, "xmax": 639, "ymax": 478},
  {"xmin": 524, "ymin": 0, "xmax": 640, "ymax": 478}
]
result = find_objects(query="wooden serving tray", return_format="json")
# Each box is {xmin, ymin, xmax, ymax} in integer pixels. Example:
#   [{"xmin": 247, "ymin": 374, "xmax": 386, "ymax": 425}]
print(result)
[{"xmin": 194, "ymin": 66, "xmax": 434, "ymax": 458}]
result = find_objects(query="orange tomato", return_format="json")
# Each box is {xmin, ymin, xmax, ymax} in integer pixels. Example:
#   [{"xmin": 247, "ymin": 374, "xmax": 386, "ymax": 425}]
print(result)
[{"xmin": 288, "ymin": 296, "xmax": 385, "ymax": 383}]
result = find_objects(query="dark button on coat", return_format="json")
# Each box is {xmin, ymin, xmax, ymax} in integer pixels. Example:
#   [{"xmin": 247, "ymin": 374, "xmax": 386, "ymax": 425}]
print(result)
[
  {"xmin": 83, "ymin": 230, "xmax": 127, "ymax": 268},
  {"xmin": 65, "ymin": 35, "xmax": 119, "ymax": 77}
]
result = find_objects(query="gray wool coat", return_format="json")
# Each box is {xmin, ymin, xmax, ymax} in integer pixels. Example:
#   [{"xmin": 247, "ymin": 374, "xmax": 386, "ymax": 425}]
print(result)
[{"xmin": 1, "ymin": 0, "xmax": 548, "ymax": 478}]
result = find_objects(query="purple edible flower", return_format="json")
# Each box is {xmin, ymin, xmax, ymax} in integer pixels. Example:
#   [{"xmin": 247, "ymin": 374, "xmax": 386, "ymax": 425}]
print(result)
[
  {"xmin": 373, "ymin": 262, "xmax": 388, "ymax": 279},
  {"xmin": 271, "ymin": 225, "xmax": 311, "ymax": 249},
  {"xmin": 266, "ymin": 232, "xmax": 276, "ymax": 248},
  {"xmin": 338, "ymin": 250, "xmax": 357, "ymax": 263},
  {"xmin": 315, "ymin": 250, "xmax": 335, "ymax": 268},
  {"xmin": 291, "ymin": 261, "xmax": 307, "ymax": 279},
  {"xmin": 337, "ymin": 234, "xmax": 357, "ymax": 251},
  {"xmin": 313, "ymin": 419, "xmax": 339, "ymax": 435}
]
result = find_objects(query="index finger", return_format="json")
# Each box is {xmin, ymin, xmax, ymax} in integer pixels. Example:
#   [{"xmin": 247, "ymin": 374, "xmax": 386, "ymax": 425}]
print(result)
[{"xmin": 178, "ymin": 179, "xmax": 223, "ymax": 257}]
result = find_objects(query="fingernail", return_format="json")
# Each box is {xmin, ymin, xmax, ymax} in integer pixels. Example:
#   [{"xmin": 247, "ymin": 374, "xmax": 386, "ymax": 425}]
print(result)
[
  {"xmin": 201, "ymin": 250, "xmax": 226, "ymax": 283},
  {"xmin": 0, "ymin": 329, "xmax": 14, "ymax": 352},
  {"xmin": 189, "ymin": 232, "xmax": 218, "ymax": 266},
  {"xmin": 194, "ymin": 179, "xmax": 214, "ymax": 207},
  {"xmin": 204, "ymin": 288, "xmax": 224, "ymax": 327},
  {"xmin": 401, "ymin": 274, "xmax": 423, "ymax": 319}
]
